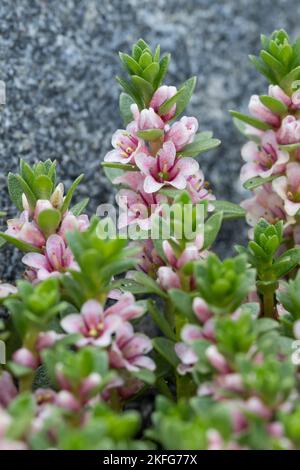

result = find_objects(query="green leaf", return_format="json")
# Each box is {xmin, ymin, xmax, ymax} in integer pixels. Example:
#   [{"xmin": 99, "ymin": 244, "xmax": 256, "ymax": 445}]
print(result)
[
  {"xmin": 279, "ymin": 142, "xmax": 300, "ymax": 152},
  {"xmin": 138, "ymin": 50, "xmax": 152, "ymax": 69},
  {"xmin": 158, "ymin": 87, "xmax": 186, "ymax": 116},
  {"xmin": 142, "ymin": 62, "xmax": 160, "ymax": 84},
  {"xmin": 133, "ymin": 369, "xmax": 156, "ymax": 385},
  {"xmin": 280, "ymin": 66, "xmax": 300, "ymax": 93},
  {"xmin": 101, "ymin": 162, "xmax": 137, "ymax": 171},
  {"xmin": 260, "ymin": 50, "xmax": 286, "ymax": 79},
  {"xmin": 147, "ymin": 299, "xmax": 176, "ymax": 340},
  {"xmin": 179, "ymin": 137, "xmax": 221, "ymax": 157},
  {"xmin": 152, "ymin": 337, "xmax": 179, "ymax": 368},
  {"xmin": 249, "ymin": 55, "xmax": 276, "ymax": 83},
  {"xmin": 131, "ymin": 75, "xmax": 154, "ymax": 105},
  {"xmin": 154, "ymin": 54, "xmax": 171, "ymax": 89},
  {"xmin": 119, "ymin": 93, "xmax": 134, "ymax": 125},
  {"xmin": 7, "ymin": 173, "xmax": 24, "ymax": 211},
  {"xmin": 61, "ymin": 174, "xmax": 84, "ymax": 214},
  {"xmin": 20, "ymin": 160, "xmax": 35, "ymax": 187},
  {"xmin": 34, "ymin": 175, "xmax": 53, "ymax": 199},
  {"xmin": 119, "ymin": 52, "xmax": 143, "ymax": 76},
  {"xmin": 243, "ymin": 174, "xmax": 279, "ymax": 190},
  {"xmin": 203, "ymin": 211, "xmax": 223, "ymax": 249},
  {"xmin": 232, "ymin": 117, "xmax": 261, "ymax": 142},
  {"xmin": 212, "ymin": 200, "xmax": 245, "ymax": 220},
  {"xmin": 259, "ymin": 95, "xmax": 287, "ymax": 114},
  {"xmin": 0, "ymin": 232, "xmax": 42, "ymax": 253},
  {"xmin": 229, "ymin": 110, "xmax": 273, "ymax": 131},
  {"xmin": 116, "ymin": 76, "xmax": 143, "ymax": 109},
  {"xmin": 70, "ymin": 198, "xmax": 89, "ymax": 216},
  {"xmin": 37, "ymin": 208, "xmax": 62, "ymax": 237},
  {"xmin": 172, "ymin": 76, "xmax": 197, "ymax": 119},
  {"xmin": 136, "ymin": 129, "xmax": 164, "ymax": 141},
  {"xmin": 11, "ymin": 174, "xmax": 37, "ymax": 210},
  {"xmin": 168, "ymin": 289, "xmax": 194, "ymax": 321},
  {"xmin": 102, "ymin": 166, "xmax": 123, "ymax": 184},
  {"xmin": 273, "ymin": 248, "xmax": 300, "ymax": 278},
  {"xmin": 123, "ymin": 271, "xmax": 167, "ymax": 298}
]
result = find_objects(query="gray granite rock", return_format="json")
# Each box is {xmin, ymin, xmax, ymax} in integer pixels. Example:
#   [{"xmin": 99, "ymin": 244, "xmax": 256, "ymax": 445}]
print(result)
[{"xmin": 0, "ymin": 0, "xmax": 298, "ymax": 280}]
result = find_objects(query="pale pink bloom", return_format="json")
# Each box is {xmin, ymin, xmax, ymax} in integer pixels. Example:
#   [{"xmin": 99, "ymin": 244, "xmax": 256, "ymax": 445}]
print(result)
[
  {"xmin": 175, "ymin": 342, "xmax": 198, "ymax": 375},
  {"xmin": 104, "ymin": 291, "xmax": 145, "ymax": 321},
  {"xmin": 243, "ymin": 397, "xmax": 272, "ymax": 420},
  {"xmin": 206, "ymin": 429, "xmax": 224, "ymax": 450},
  {"xmin": 116, "ymin": 188, "xmax": 166, "ymax": 230},
  {"xmin": 58, "ymin": 211, "xmax": 89, "ymax": 242},
  {"xmin": 240, "ymin": 131, "xmax": 288, "ymax": 183},
  {"xmin": 277, "ymin": 115, "xmax": 300, "ymax": 144},
  {"xmin": 186, "ymin": 170, "xmax": 216, "ymax": 208},
  {"xmin": 241, "ymin": 184, "xmax": 287, "ymax": 228},
  {"xmin": 55, "ymin": 390, "xmax": 81, "ymax": 412},
  {"xmin": 165, "ymin": 116, "xmax": 199, "ymax": 151},
  {"xmin": 249, "ymin": 95, "xmax": 280, "ymax": 127},
  {"xmin": 34, "ymin": 199, "xmax": 54, "ymax": 222},
  {"xmin": 193, "ymin": 297, "xmax": 212, "ymax": 324},
  {"xmin": 50, "ymin": 183, "xmax": 64, "ymax": 209},
  {"xmin": 6, "ymin": 211, "xmax": 45, "ymax": 248},
  {"xmin": 268, "ymin": 85, "xmax": 291, "ymax": 107},
  {"xmin": 36, "ymin": 330, "xmax": 64, "ymax": 352},
  {"xmin": 150, "ymin": 85, "xmax": 177, "ymax": 122},
  {"xmin": 79, "ymin": 373, "xmax": 102, "ymax": 399},
  {"xmin": 157, "ymin": 266, "xmax": 181, "ymax": 290},
  {"xmin": 22, "ymin": 234, "xmax": 77, "ymax": 281},
  {"xmin": 162, "ymin": 236, "xmax": 205, "ymax": 270},
  {"xmin": 34, "ymin": 388, "xmax": 57, "ymax": 407},
  {"xmin": 136, "ymin": 141, "xmax": 199, "ymax": 193},
  {"xmin": 291, "ymin": 89, "xmax": 300, "ymax": 109},
  {"xmin": 113, "ymin": 171, "xmax": 145, "ymax": 191},
  {"xmin": 12, "ymin": 348, "xmax": 38, "ymax": 369},
  {"xmin": 60, "ymin": 299, "xmax": 122, "ymax": 348},
  {"xmin": 293, "ymin": 320, "xmax": 300, "ymax": 339},
  {"xmin": 268, "ymin": 422, "xmax": 284, "ymax": 438},
  {"xmin": 0, "ymin": 372, "xmax": 17, "ymax": 407},
  {"xmin": 109, "ymin": 322, "xmax": 155, "ymax": 372},
  {"xmin": 201, "ymin": 318, "xmax": 215, "ymax": 341},
  {"xmin": 205, "ymin": 345, "xmax": 230, "ymax": 374},
  {"xmin": 216, "ymin": 373, "xmax": 244, "ymax": 393},
  {"xmin": 273, "ymin": 162, "xmax": 300, "ymax": 216},
  {"xmin": 131, "ymin": 104, "xmax": 164, "ymax": 131},
  {"xmin": 104, "ymin": 122, "xmax": 147, "ymax": 164},
  {"xmin": 130, "ymin": 239, "xmax": 163, "ymax": 275},
  {"xmin": 0, "ymin": 282, "xmax": 17, "ymax": 298}
]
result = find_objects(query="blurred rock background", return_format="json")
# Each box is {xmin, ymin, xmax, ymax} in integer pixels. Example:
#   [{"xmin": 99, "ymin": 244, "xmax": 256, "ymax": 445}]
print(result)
[{"xmin": 0, "ymin": 0, "xmax": 298, "ymax": 280}]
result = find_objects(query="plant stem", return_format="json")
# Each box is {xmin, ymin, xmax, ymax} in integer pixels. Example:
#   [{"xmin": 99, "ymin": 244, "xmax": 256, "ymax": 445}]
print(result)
[{"xmin": 263, "ymin": 289, "xmax": 275, "ymax": 318}]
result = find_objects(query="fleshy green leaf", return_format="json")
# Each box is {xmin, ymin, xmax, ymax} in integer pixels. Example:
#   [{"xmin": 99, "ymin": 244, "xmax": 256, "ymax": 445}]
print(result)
[
  {"xmin": 119, "ymin": 92, "xmax": 134, "ymax": 125},
  {"xmin": 7, "ymin": 173, "xmax": 24, "ymax": 211},
  {"xmin": 243, "ymin": 174, "xmax": 279, "ymax": 190},
  {"xmin": 0, "ymin": 232, "xmax": 42, "ymax": 253},
  {"xmin": 229, "ymin": 110, "xmax": 273, "ymax": 131},
  {"xmin": 203, "ymin": 211, "xmax": 223, "ymax": 249},
  {"xmin": 172, "ymin": 76, "xmax": 197, "ymax": 119},
  {"xmin": 152, "ymin": 337, "xmax": 179, "ymax": 368},
  {"xmin": 136, "ymin": 129, "xmax": 164, "ymax": 141},
  {"xmin": 259, "ymin": 95, "xmax": 287, "ymax": 114},
  {"xmin": 70, "ymin": 198, "xmax": 89, "ymax": 216},
  {"xmin": 212, "ymin": 200, "xmax": 245, "ymax": 220},
  {"xmin": 61, "ymin": 174, "xmax": 84, "ymax": 214},
  {"xmin": 37, "ymin": 208, "xmax": 62, "ymax": 237}
]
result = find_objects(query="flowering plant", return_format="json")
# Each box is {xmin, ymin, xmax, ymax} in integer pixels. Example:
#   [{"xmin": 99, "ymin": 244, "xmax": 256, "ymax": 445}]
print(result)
[{"xmin": 1, "ymin": 33, "xmax": 300, "ymax": 451}]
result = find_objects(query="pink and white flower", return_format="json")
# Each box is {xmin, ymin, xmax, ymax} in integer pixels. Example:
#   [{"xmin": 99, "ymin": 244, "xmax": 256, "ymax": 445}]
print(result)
[
  {"xmin": 157, "ymin": 266, "xmax": 181, "ymax": 290},
  {"xmin": 131, "ymin": 104, "xmax": 164, "ymax": 131},
  {"xmin": 273, "ymin": 162, "xmax": 300, "ymax": 216},
  {"xmin": 249, "ymin": 95, "xmax": 280, "ymax": 127},
  {"xmin": 0, "ymin": 282, "xmax": 17, "ymax": 299},
  {"xmin": 104, "ymin": 292, "xmax": 145, "ymax": 321},
  {"xmin": 135, "ymin": 141, "xmax": 199, "ymax": 193},
  {"xmin": 186, "ymin": 170, "xmax": 216, "ymax": 208},
  {"xmin": 6, "ymin": 211, "xmax": 45, "ymax": 248},
  {"xmin": 150, "ymin": 85, "xmax": 177, "ymax": 122},
  {"xmin": 104, "ymin": 122, "xmax": 147, "ymax": 164},
  {"xmin": 60, "ymin": 299, "xmax": 122, "ymax": 347},
  {"xmin": 22, "ymin": 234, "xmax": 77, "ymax": 281},
  {"xmin": 58, "ymin": 211, "xmax": 89, "ymax": 242},
  {"xmin": 240, "ymin": 131, "xmax": 289, "ymax": 183},
  {"xmin": 109, "ymin": 322, "xmax": 155, "ymax": 372},
  {"xmin": 268, "ymin": 85, "xmax": 291, "ymax": 107},
  {"xmin": 277, "ymin": 115, "xmax": 300, "ymax": 144},
  {"xmin": 0, "ymin": 372, "xmax": 17, "ymax": 407},
  {"xmin": 165, "ymin": 116, "xmax": 199, "ymax": 151},
  {"xmin": 12, "ymin": 348, "xmax": 38, "ymax": 369}
]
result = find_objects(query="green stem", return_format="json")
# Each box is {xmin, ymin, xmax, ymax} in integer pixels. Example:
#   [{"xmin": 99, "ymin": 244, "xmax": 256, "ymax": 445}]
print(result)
[
  {"xmin": 263, "ymin": 289, "xmax": 275, "ymax": 318},
  {"xmin": 19, "ymin": 328, "xmax": 39, "ymax": 393}
]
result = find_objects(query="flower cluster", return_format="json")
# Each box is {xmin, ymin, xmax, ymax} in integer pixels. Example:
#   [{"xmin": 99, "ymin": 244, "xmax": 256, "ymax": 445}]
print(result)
[{"xmin": 232, "ymin": 31, "xmax": 300, "ymax": 244}]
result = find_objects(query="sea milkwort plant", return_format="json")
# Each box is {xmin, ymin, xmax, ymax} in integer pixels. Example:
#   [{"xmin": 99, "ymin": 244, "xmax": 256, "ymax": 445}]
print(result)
[{"xmin": 1, "ymin": 35, "xmax": 300, "ymax": 451}]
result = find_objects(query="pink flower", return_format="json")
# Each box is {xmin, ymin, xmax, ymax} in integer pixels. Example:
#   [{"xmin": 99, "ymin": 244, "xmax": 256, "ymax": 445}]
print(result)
[
  {"xmin": 60, "ymin": 299, "xmax": 122, "ymax": 347},
  {"xmin": 6, "ymin": 211, "xmax": 45, "ymax": 248},
  {"xmin": 193, "ymin": 297, "xmax": 212, "ymax": 324},
  {"xmin": 277, "ymin": 115, "xmax": 300, "ymax": 144},
  {"xmin": 109, "ymin": 322, "xmax": 155, "ymax": 372},
  {"xmin": 175, "ymin": 342, "xmax": 198, "ymax": 375},
  {"xmin": 241, "ymin": 184, "xmax": 287, "ymax": 228},
  {"xmin": 104, "ymin": 292, "xmax": 145, "ymax": 321},
  {"xmin": 22, "ymin": 234, "xmax": 77, "ymax": 281},
  {"xmin": 34, "ymin": 199, "xmax": 54, "ymax": 222},
  {"xmin": 0, "ymin": 282, "xmax": 17, "ymax": 299},
  {"xmin": 273, "ymin": 162, "xmax": 300, "ymax": 216},
  {"xmin": 0, "ymin": 372, "xmax": 17, "ymax": 407},
  {"xmin": 116, "ymin": 187, "xmax": 166, "ymax": 230},
  {"xmin": 268, "ymin": 85, "xmax": 291, "ymax": 107},
  {"xmin": 150, "ymin": 85, "xmax": 177, "ymax": 122},
  {"xmin": 55, "ymin": 390, "xmax": 81, "ymax": 412},
  {"xmin": 291, "ymin": 89, "xmax": 300, "ymax": 109},
  {"xmin": 135, "ymin": 141, "xmax": 199, "ymax": 193},
  {"xmin": 249, "ymin": 95, "xmax": 280, "ymax": 127},
  {"xmin": 186, "ymin": 170, "xmax": 216, "ymax": 208},
  {"xmin": 58, "ymin": 211, "xmax": 89, "ymax": 242},
  {"xmin": 157, "ymin": 266, "xmax": 181, "ymax": 289},
  {"xmin": 163, "ymin": 236, "xmax": 204, "ymax": 270},
  {"xmin": 240, "ymin": 131, "xmax": 288, "ymax": 183},
  {"xmin": 205, "ymin": 345, "xmax": 230, "ymax": 374},
  {"xmin": 36, "ymin": 331, "xmax": 64, "ymax": 352},
  {"xmin": 12, "ymin": 348, "xmax": 38, "ymax": 369},
  {"xmin": 243, "ymin": 397, "xmax": 272, "ymax": 420},
  {"xmin": 165, "ymin": 116, "xmax": 199, "ymax": 151},
  {"xmin": 104, "ymin": 122, "xmax": 147, "ymax": 164},
  {"xmin": 131, "ymin": 104, "xmax": 164, "ymax": 131}
]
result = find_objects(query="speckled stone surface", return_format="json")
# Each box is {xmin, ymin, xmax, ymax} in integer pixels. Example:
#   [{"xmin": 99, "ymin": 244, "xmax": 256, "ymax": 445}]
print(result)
[{"xmin": 0, "ymin": 0, "xmax": 298, "ymax": 280}]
